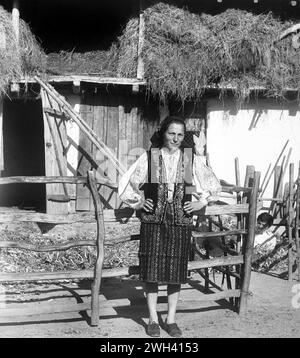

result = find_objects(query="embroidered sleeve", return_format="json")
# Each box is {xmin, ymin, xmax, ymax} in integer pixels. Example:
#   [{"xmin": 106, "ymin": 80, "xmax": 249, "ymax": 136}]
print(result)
[
  {"xmin": 193, "ymin": 155, "xmax": 222, "ymax": 202},
  {"xmin": 118, "ymin": 152, "xmax": 148, "ymax": 209}
]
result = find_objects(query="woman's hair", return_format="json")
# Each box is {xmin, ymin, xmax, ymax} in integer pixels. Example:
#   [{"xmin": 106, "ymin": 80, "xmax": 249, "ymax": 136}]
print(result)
[
  {"xmin": 151, "ymin": 116, "xmax": 187, "ymax": 149},
  {"xmin": 257, "ymin": 212, "xmax": 274, "ymax": 227}
]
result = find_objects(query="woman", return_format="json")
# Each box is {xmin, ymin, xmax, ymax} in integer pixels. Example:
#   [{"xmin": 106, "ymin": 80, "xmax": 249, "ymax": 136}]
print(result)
[{"xmin": 118, "ymin": 116, "xmax": 221, "ymax": 337}]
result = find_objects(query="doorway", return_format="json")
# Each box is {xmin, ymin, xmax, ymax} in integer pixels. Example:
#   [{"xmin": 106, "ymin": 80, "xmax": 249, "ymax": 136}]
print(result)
[{"xmin": 0, "ymin": 98, "xmax": 46, "ymax": 211}]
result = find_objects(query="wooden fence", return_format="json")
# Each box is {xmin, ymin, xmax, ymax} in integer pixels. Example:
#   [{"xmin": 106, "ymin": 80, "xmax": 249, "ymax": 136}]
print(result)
[{"xmin": 0, "ymin": 170, "xmax": 263, "ymax": 326}]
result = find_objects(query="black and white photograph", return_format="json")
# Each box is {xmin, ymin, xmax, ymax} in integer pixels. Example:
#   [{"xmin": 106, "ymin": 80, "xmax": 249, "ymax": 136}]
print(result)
[{"xmin": 0, "ymin": 0, "xmax": 299, "ymax": 342}]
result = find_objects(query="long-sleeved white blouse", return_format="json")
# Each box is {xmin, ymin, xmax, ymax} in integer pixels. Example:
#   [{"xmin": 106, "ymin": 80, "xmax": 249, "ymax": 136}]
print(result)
[{"xmin": 118, "ymin": 148, "xmax": 221, "ymax": 209}]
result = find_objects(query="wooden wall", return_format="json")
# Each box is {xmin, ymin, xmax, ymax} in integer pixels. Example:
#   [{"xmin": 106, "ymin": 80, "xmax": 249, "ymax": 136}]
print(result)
[{"xmin": 76, "ymin": 86, "xmax": 159, "ymax": 210}]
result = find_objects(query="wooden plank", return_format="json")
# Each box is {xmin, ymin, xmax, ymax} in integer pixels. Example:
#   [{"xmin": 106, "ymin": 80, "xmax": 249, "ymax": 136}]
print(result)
[
  {"xmin": 0, "ymin": 257, "xmax": 243, "ymax": 284},
  {"xmin": 76, "ymin": 99, "xmax": 94, "ymax": 211},
  {"xmin": 188, "ymin": 255, "xmax": 244, "ymax": 270},
  {"xmin": 41, "ymin": 89, "xmax": 68, "ymax": 214},
  {"xmin": 0, "ymin": 204, "xmax": 254, "ymax": 224},
  {"xmin": 0, "ymin": 176, "xmax": 117, "ymax": 187},
  {"xmin": 192, "ymin": 229, "xmax": 248, "ymax": 238},
  {"xmin": 0, "ymin": 302, "xmax": 91, "ymax": 318},
  {"xmin": 105, "ymin": 97, "xmax": 119, "ymax": 209}
]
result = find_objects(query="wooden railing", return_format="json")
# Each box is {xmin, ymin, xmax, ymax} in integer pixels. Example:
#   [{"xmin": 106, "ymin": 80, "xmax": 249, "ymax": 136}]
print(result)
[{"xmin": 0, "ymin": 172, "xmax": 261, "ymax": 325}]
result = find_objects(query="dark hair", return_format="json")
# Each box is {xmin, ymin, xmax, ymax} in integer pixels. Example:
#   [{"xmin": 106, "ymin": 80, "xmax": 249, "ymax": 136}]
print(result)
[
  {"xmin": 150, "ymin": 116, "xmax": 187, "ymax": 149},
  {"xmin": 257, "ymin": 212, "xmax": 273, "ymax": 227}
]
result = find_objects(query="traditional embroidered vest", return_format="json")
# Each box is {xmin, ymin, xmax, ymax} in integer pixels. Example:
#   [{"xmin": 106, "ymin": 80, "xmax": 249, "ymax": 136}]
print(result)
[{"xmin": 140, "ymin": 149, "xmax": 195, "ymax": 226}]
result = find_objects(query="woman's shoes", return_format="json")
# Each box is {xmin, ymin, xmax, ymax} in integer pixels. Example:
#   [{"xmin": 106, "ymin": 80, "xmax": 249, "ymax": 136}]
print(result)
[
  {"xmin": 147, "ymin": 321, "xmax": 160, "ymax": 337},
  {"xmin": 164, "ymin": 320, "xmax": 182, "ymax": 338},
  {"xmin": 146, "ymin": 320, "xmax": 183, "ymax": 338}
]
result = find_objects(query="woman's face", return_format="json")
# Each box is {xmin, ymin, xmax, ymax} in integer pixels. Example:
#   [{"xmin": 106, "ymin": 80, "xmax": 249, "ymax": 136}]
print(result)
[{"xmin": 163, "ymin": 122, "xmax": 185, "ymax": 151}]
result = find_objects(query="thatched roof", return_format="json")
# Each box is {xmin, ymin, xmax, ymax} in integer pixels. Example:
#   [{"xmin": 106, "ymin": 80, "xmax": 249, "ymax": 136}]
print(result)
[
  {"xmin": 44, "ymin": 3, "xmax": 300, "ymax": 103},
  {"xmin": 0, "ymin": 6, "xmax": 46, "ymax": 96},
  {"xmin": 117, "ymin": 3, "xmax": 300, "ymax": 102}
]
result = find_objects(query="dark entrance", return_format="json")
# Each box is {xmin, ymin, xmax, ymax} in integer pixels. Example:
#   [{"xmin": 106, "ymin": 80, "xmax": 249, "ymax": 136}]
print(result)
[{"xmin": 0, "ymin": 98, "xmax": 46, "ymax": 211}]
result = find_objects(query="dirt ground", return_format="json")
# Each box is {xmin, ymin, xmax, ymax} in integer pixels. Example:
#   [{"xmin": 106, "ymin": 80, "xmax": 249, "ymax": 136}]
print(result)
[{"xmin": 0, "ymin": 270, "xmax": 299, "ymax": 338}]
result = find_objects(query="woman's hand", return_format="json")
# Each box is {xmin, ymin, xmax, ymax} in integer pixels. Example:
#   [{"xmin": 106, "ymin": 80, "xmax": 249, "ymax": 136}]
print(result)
[
  {"xmin": 183, "ymin": 199, "xmax": 208, "ymax": 215},
  {"xmin": 135, "ymin": 198, "xmax": 154, "ymax": 212}
]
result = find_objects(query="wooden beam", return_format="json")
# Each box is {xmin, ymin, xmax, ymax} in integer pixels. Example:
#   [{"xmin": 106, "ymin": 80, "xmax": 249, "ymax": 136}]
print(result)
[
  {"xmin": 0, "ymin": 176, "xmax": 118, "ymax": 188},
  {"xmin": 88, "ymin": 170, "xmax": 105, "ymax": 326},
  {"xmin": 0, "ymin": 240, "xmax": 96, "ymax": 252},
  {"xmin": 239, "ymin": 171, "xmax": 260, "ymax": 314},
  {"xmin": 44, "ymin": 107, "xmax": 67, "ymax": 118},
  {"xmin": 133, "ymin": 0, "xmax": 145, "ymax": 93},
  {"xmin": 192, "ymin": 229, "xmax": 248, "ymax": 238},
  {"xmin": 12, "ymin": 0, "xmax": 20, "ymax": 43}
]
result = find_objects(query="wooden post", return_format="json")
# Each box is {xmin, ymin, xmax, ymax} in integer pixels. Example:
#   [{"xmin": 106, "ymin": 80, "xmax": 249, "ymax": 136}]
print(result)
[
  {"xmin": 133, "ymin": 0, "xmax": 145, "ymax": 93},
  {"xmin": 235, "ymin": 157, "xmax": 241, "ymax": 187},
  {"xmin": 239, "ymin": 171, "xmax": 260, "ymax": 314},
  {"xmin": 260, "ymin": 140, "xmax": 289, "ymax": 197},
  {"xmin": 88, "ymin": 170, "xmax": 105, "ymax": 327},
  {"xmin": 0, "ymin": 100, "xmax": 3, "ymax": 171},
  {"xmin": 288, "ymin": 163, "xmax": 294, "ymax": 282},
  {"xmin": 12, "ymin": 0, "xmax": 20, "ymax": 44},
  {"xmin": 234, "ymin": 157, "xmax": 242, "ymax": 308},
  {"xmin": 295, "ymin": 162, "xmax": 300, "ymax": 282}
]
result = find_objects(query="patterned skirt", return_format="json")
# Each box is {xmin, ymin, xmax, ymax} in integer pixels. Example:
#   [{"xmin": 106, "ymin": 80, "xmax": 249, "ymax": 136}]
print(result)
[{"xmin": 138, "ymin": 203, "xmax": 192, "ymax": 284}]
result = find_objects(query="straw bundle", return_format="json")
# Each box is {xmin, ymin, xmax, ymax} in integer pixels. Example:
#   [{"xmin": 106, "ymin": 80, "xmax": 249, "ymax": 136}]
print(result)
[
  {"xmin": 0, "ymin": 6, "xmax": 46, "ymax": 96},
  {"xmin": 117, "ymin": 3, "xmax": 300, "ymax": 102}
]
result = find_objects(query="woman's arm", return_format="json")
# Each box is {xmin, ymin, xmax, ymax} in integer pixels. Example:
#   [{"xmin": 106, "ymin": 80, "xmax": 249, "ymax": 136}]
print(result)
[{"xmin": 118, "ymin": 152, "xmax": 148, "ymax": 209}]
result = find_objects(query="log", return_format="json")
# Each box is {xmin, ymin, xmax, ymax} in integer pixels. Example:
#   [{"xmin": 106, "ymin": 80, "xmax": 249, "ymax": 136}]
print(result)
[
  {"xmin": 88, "ymin": 170, "xmax": 105, "ymax": 326},
  {"xmin": 12, "ymin": 0, "xmax": 20, "ymax": 43},
  {"xmin": 0, "ymin": 204, "xmax": 254, "ymax": 224},
  {"xmin": 0, "ymin": 175, "xmax": 117, "ymax": 188},
  {"xmin": 0, "ymin": 240, "xmax": 96, "ymax": 252},
  {"xmin": 239, "ymin": 171, "xmax": 260, "ymax": 314}
]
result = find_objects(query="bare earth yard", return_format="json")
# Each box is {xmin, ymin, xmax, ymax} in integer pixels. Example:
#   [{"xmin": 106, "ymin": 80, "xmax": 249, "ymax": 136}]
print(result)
[{"xmin": 0, "ymin": 271, "xmax": 299, "ymax": 338}]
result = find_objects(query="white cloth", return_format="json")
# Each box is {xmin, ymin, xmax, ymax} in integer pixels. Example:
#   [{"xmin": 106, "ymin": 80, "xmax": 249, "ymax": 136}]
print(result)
[
  {"xmin": 254, "ymin": 230, "xmax": 277, "ymax": 251},
  {"xmin": 118, "ymin": 149, "xmax": 221, "ymax": 209}
]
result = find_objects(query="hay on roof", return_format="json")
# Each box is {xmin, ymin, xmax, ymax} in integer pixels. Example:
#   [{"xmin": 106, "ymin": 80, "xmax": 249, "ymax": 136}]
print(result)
[
  {"xmin": 117, "ymin": 3, "xmax": 300, "ymax": 103},
  {"xmin": 0, "ymin": 6, "xmax": 46, "ymax": 96}
]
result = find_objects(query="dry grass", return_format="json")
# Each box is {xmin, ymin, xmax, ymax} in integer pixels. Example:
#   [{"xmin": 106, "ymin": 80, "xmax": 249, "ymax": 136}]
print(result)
[
  {"xmin": 117, "ymin": 3, "xmax": 299, "ymax": 103},
  {"xmin": 0, "ymin": 6, "xmax": 46, "ymax": 96}
]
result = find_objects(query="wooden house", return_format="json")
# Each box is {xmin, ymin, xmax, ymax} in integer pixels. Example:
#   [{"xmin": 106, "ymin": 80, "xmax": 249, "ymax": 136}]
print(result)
[{"xmin": 0, "ymin": 0, "xmax": 299, "ymax": 218}]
